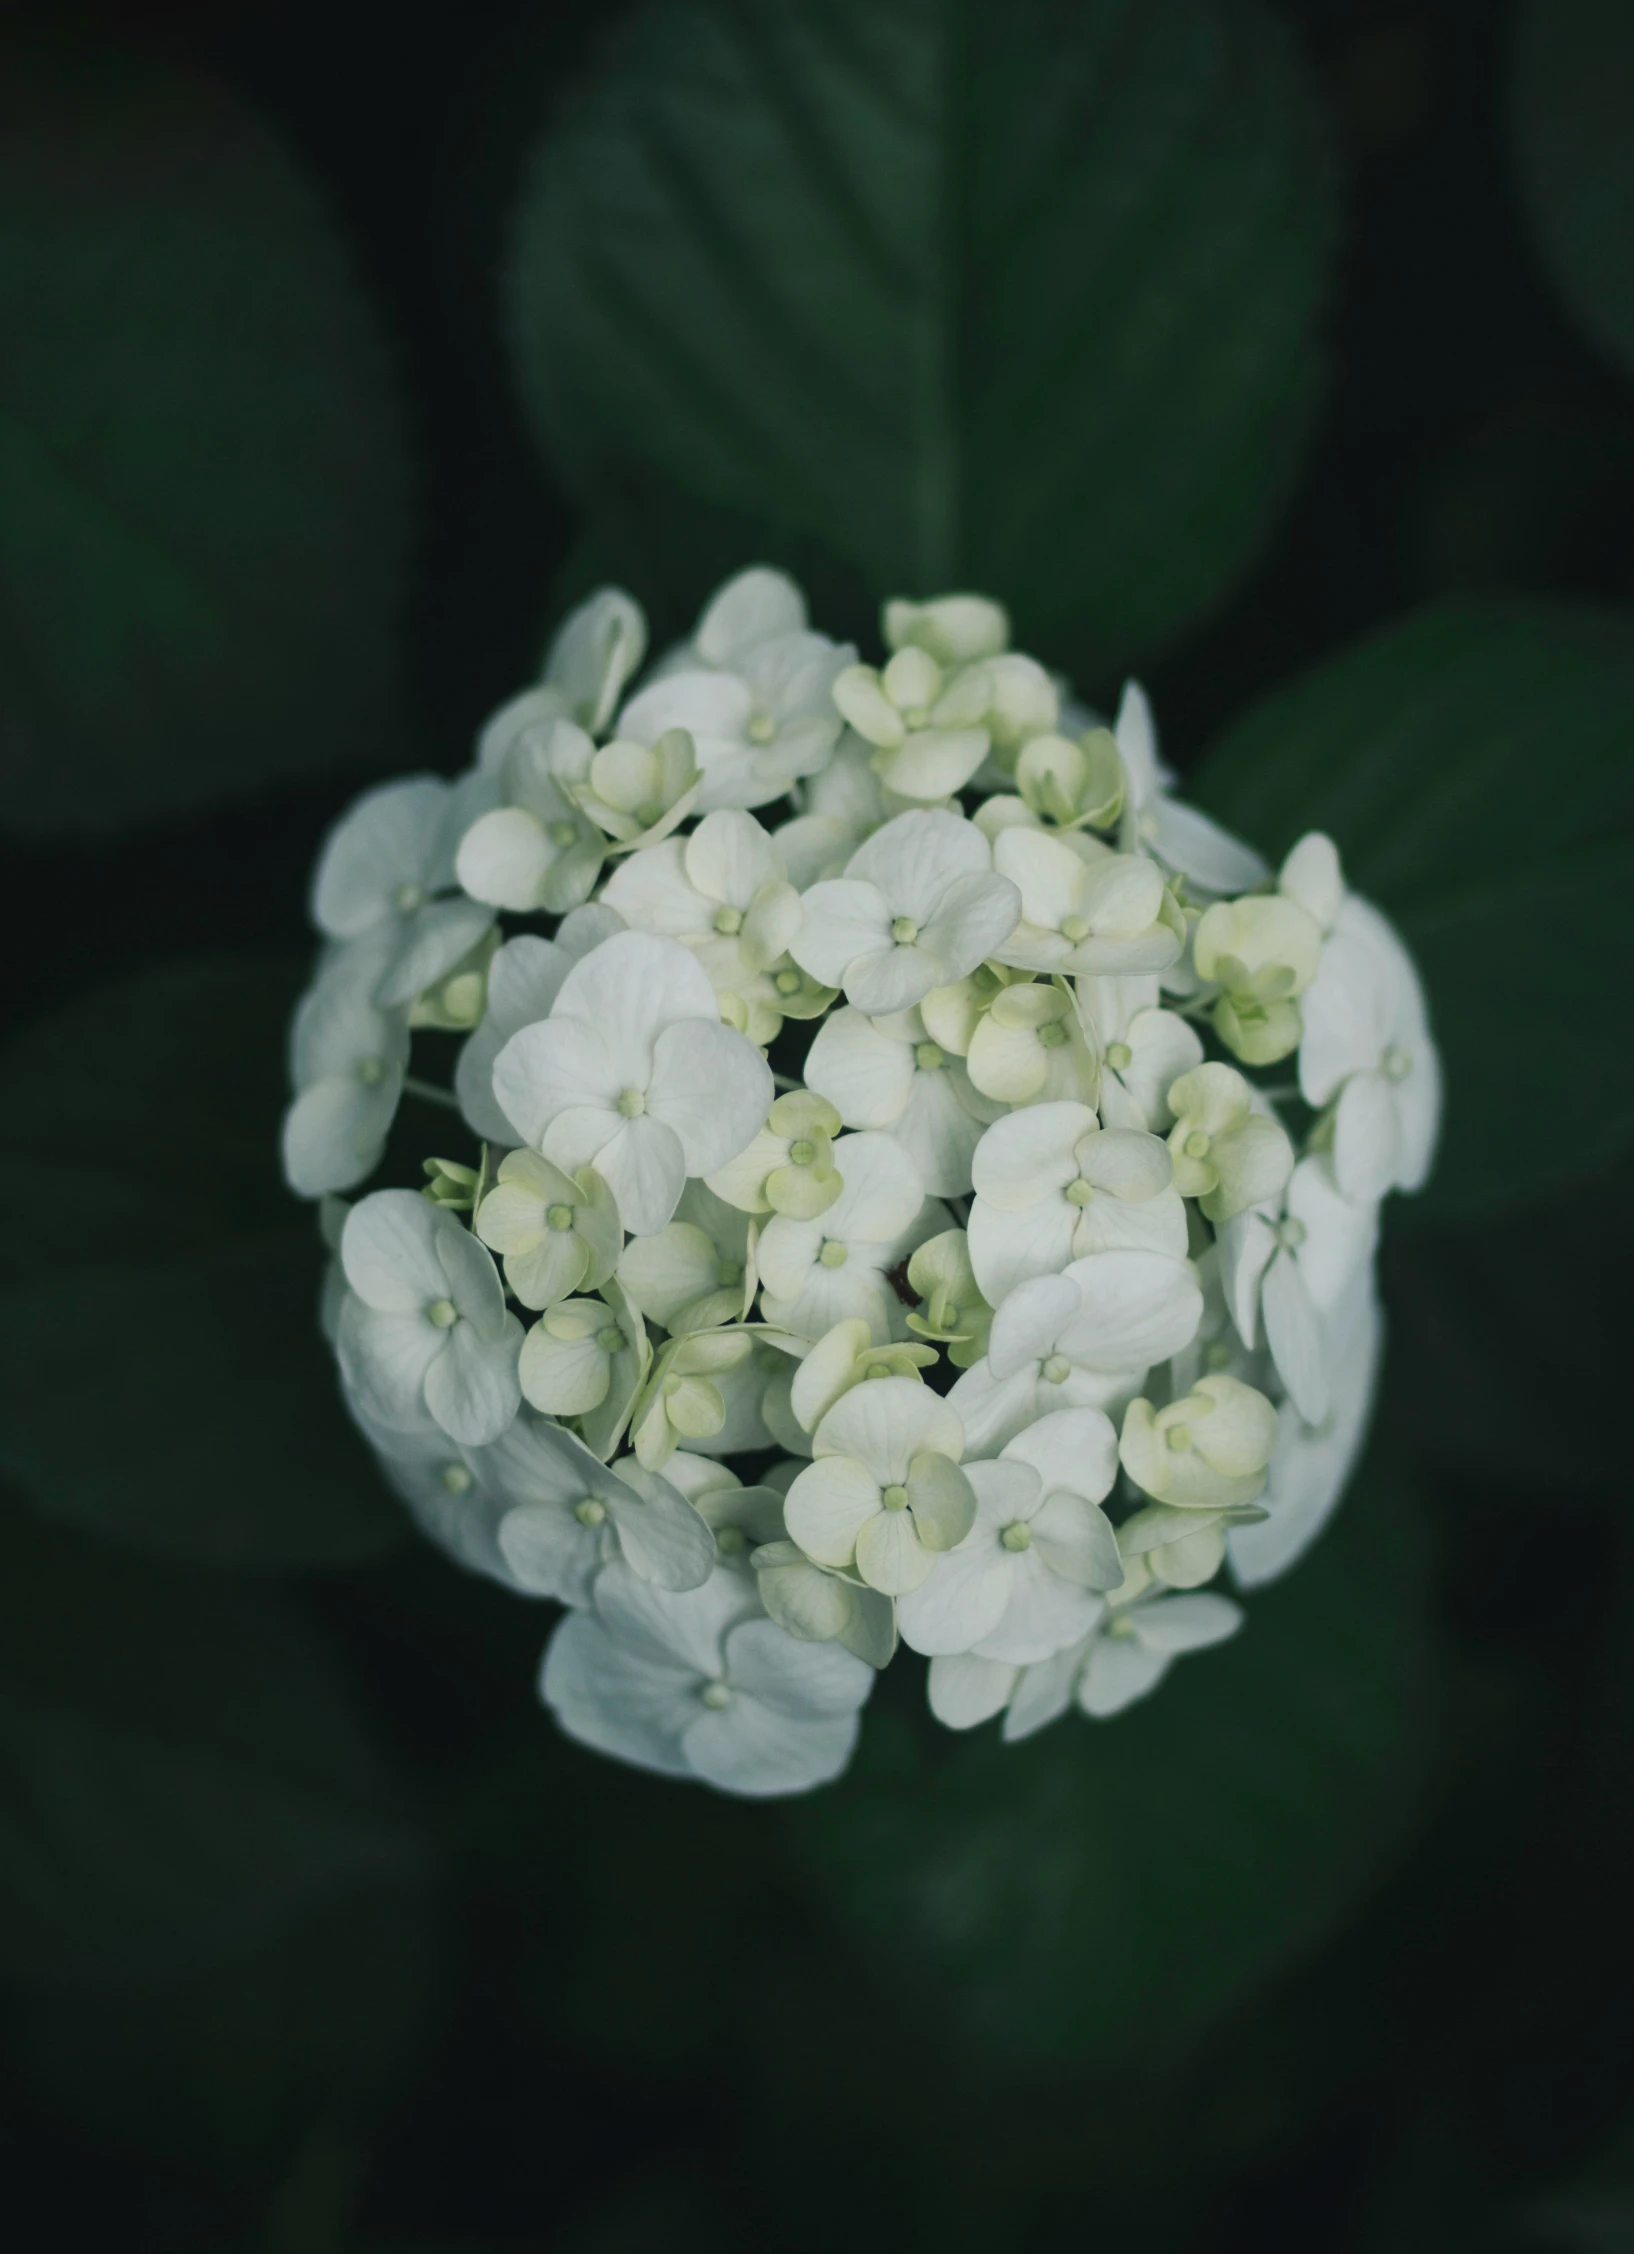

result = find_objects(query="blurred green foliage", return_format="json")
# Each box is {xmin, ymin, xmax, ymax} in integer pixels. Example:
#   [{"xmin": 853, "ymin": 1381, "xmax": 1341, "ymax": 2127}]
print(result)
[
  {"xmin": 507, "ymin": 0, "xmax": 1334, "ymax": 687},
  {"xmin": 0, "ymin": 47, "xmax": 412, "ymax": 837},
  {"xmin": 0, "ymin": 2, "xmax": 1630, "ymax": 2251}
]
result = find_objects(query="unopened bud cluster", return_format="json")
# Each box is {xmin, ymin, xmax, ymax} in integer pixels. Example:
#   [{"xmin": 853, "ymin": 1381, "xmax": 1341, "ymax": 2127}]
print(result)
[{"xmin": 287, "ymin": 571, "xmax": 1439, "ymax": 1794}]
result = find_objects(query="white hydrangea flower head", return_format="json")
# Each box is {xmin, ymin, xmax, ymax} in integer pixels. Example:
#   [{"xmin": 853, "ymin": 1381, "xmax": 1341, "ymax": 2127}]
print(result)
[
  {"xmin": 1214, "ymin": 1154, "xmax": 1379, "ymax": 1424},
  {"xmin": 614, "ymin": 569, "xmax": 853, "ymax": 813},
  {"xmin": 784, "ymin": 1376, "xmax": 975, "ymax": 1596},
  {"xmin": 967, "ymin": 1101, "xmax": 1187, "ymax": 1304},
  {"xmin": 542, "ymin": 1560, "xmax": 873, "ymax": 1794},
  {"xmin": 803, "ymin": 1002, "xmax": 1003, "ymax": 1197},
  {"xmin": 457, "ymin": 716, "xmax": 607, "ymax": 914},
  {"xmin": 336, "ymin": 1189, "xmax": 523, "ymax": 1446},
  {"xmin": 963, "ymin": 977, "xmax": 1101, "ymax": 1108},
  {"xmin": 491, "ymin": 1416, "xmax": 715, "ymax": 1604},
  {"xmin": 833, "ymin": 644, "xmax": 993, "ymax": 801},
  {"xmin": 492, "ymin": 930, "xmax": 773, "ymax": 1236},
  {"xmin": 286, "ymin": 565, "xmax": 1438, "ymax": 1795},
  {"xmin": 1299, "ymin": 895, "xmax": 1441, "ymax": 1200},
  {"xmin": 453, "ymin": 907, "xmax": 623, "ymax": 1143},
  {"xmin": 1074, "ymin": 973, "xmax": 1203, "ymax": 1131},
  {"xmin": 993, "ymin": 827, "xmax": 1185, "ymax": 977},
  {"xmin": 756, "ymin": 1129, "xmax": 933, "ymax": 1342},
  {"xmin": 312, "ymin": 774, "xmax": 496, "ymax": 1010},
  {"xmin": 283, "ymin": 929, "xmax": 411, "ymax": 1197},
  {"xmin": 948, "ymin": 1249, "xmax": 1204, "ymax": 1456},
  {"xmin": 789, "ymin": 808, "xmax": 1021, "ymax": 1013},
  {"xmin": 897, "ymin": 1409, "xmax": 1123, "ymax": 1662}
]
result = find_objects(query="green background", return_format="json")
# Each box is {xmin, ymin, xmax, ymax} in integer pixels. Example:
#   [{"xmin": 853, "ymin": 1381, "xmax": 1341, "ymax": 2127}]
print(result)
[{"xmin": 0, "ymin": 1, "xmax": 1631, "ymax": 2248}]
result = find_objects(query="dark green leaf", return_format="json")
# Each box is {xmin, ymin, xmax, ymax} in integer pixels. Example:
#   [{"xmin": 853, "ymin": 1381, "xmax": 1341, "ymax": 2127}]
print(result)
[
  {"xmin": 789, "ymin": 1448, "xmax": 1429, "ymax": 2062},
  {"xmin": 507, "ymin": 0, "xmax": 1334, "ymax": 677},
  {"xmin": 0, "ymin": 1497, "xmax": 426, "ymax": 1984},
  {"xmin": 0, "ymin": 45, "xmax": 412, "ymax": 837},
  {"xmin": 0, "ymin": 958, "xmax": 403, "ymax": 1567},
  {"xmin": 1383, "ymin": 1157, "xmax": 1633, "ymax": 1499},
  {"xmin": 1511, "ymin": 0, "xmax": 1634, "ymax": 378},
  {"xmin": 1194, "ymin": 603, "xmax": 1634, "ymax": 1217},
  {"xmin": 11, "ymin": 1888, "xmax": 434, "ymax": 2178}
]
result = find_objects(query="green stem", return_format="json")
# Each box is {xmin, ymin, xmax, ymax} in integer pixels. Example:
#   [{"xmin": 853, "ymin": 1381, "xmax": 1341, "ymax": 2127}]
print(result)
[{"xmin": 403, "ymin": 1074, "xmax": 462, "ymax": 1113}]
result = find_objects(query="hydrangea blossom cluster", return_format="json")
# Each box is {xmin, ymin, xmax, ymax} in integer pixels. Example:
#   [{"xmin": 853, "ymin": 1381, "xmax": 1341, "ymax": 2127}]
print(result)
[{"xmin": 286, "ymin": 571, "xmax": 1439, "ymax": 1797}]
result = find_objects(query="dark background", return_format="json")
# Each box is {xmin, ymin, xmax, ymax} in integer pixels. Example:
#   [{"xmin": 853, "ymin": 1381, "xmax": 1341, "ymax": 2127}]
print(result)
[{"xmin": 1, "ymin": 2, "xmax": 1631, "ymax": 2249}]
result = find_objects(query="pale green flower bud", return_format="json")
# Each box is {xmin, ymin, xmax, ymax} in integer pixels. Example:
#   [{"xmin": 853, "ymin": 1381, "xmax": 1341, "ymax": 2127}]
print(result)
[
  {"xmin": 1015, "ymin": 726, "xmax": 1124, "ymax": 832},
  {"xmin": 789, "ymin": 1316, "xmax": 938, "ymax": 1434},
  {"xmin": 752, "ymin": 1539, "xmax": 898, "ymax": 1667},
  {"xmin": 1194, "ymin": 894, "xmax": 1323, "ymax": 1067},
  {"xmin": 572, "ymin": 725, "xmax": 701, "ymax": 848},
  {"xmin": 883, "ymin": 593, "xmax": 1010, "ymax": 665},
  {"xmin": 904, "ymin": 1231, "xmax": 993, "ymax": 1370},
  {"xmin": 422, "ymin": 1155, "xmax": 482, "ymax": 1211},
  {"xmin": 1119, "ymin": 1374, "xmax": 1279, "ymax": 1511},
  {"xmin": 1166, "ymin": 1061, "xmax": 1295, "ymax": 1223},
  {"xmin": 706, "ymin": 1090, "xmax": 844, "ymax": 1218},
  {"xmin": 408, "ymin": 926, "xmax": 500, "ymax": 1030},
  {"xmin": 630, "ymin": 1327, "xmax": 757, "ymax": 1471}
]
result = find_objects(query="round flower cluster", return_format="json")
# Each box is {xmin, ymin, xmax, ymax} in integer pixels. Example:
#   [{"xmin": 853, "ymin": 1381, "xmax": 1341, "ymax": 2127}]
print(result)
[{"xmin": 285, "ymin": 570, "xmax": 1440, "ymax": 1797}]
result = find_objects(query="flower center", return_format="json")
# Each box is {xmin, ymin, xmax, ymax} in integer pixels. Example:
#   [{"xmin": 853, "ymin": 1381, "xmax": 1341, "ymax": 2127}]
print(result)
[
  {"xmin": 1382, "ymin": 1043, "xmax": 1413, "ymax": 1082},
  {"xmin": 597, "ymin": 1326, "xmax": 627, "ymax": 1356},
  {"xmin": 392, "ymin": 880, "xmax": 425, "ymax": 914},
  {"xmin": 1106, "ymin": 1041, "xmax": 1133, "ymax": 1071},
  {"xmin": 880, "ymin": 1483, "xmax": 910, "ymax": 1512},
  {"xmin": 818, "ymin": 1240, "xmax": 849, "ymax": 1268},
  {"xmin": 357, "ymin": 1056, "xmax": 386, "ymax": 1086},
  {"xmin": 1000, "ymin": 1521, "xmax": 1032, "ymax": 1552},
  {"xmin": 914, "ymin": 1041, "xmax": 945, "ymax": 1072},
  {"xmin": 776, "ymin": 968, "xmax": 802, "ymax": 995},
  {"xmin": 715, "ymin": 1258, "xmax": 743, "ymax": 1289},
  {"xmin": 788, "ymin": 1138, "xmax": 817, "ymax": 1167},
  {"xmin": 547, "ymin": 819, "xmax": 579, "ymax": 849},
  {"xmin": 1166, "ymin": 1423, "xmax": 1194, "ymax": 1452},
  {"xmin": 546, "ymin": 1202, "xmax": 576, "ymax": 1231},
  {"xmin": 1037, "ymin": 1021, "xmax": 1067, "ymax": 1050},
  {"xmin": 747, "ymin": 712, "xmax": 777, "ymax": 745},
  {"xmin": 890, "ymin": 916, "xmax": 920, "ymax": 945},
  {"xmin": 713, "ymin": 905, "xmax": 744, "ymax": 935},
  {"xmin": 1204, "ymin": 1340, "xmax": 1234, "ymax": 1372},
  {"xmin": 574, "ymin": 1497, "xmax": 606, "ymax": 1527},
  {"xmin": 616, "ymin": 1087, "xmax": 647, "ymax": 1118},
  {"xmin": 1059, "ymin": 914, "xmax": 1091, "ymax": 945},
  {"xmin": 440, "ymin": 1463, "xmax": 472, "ymax": 1494},
  {"xmin": 1276, "ymin": 1217, "xmax": 1307, "ymax": 1251},
  {"xmin": 1064, "ymin": 1177, "xmax": 1095, "ymax": 1208},
  {"xmin": 1042, "ymin": 1354, "xmax": 1071, "ymax": 1384},
  {"xmin": 1184, "ymin": 1130, "xmax": 1212, "ymax": 1160},
  {"xmin": 716, "ymin": 1525, "xmax": 747, "ymax": 1556},
  {"xmin": 426, "ymin": 1297, "xmax": 458, "ymax": 1329},
  {"xmin": 700, "ymin": 1678, "xmax": 733, "ymax": 1708}
]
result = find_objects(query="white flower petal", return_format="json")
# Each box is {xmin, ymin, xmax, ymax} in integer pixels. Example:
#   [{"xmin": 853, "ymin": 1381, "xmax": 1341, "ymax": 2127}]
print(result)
[
  {"xmin": 647, "ymin": 1018, "xmax": 774, "ymax": 1174},
  {"xmin": 683, "ymin": 1694, "xmax": 860, "ymax": 1797},
  {"xmin": 540, "ymin": 1610, "xmax": 694, "ymax": 1779}
]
